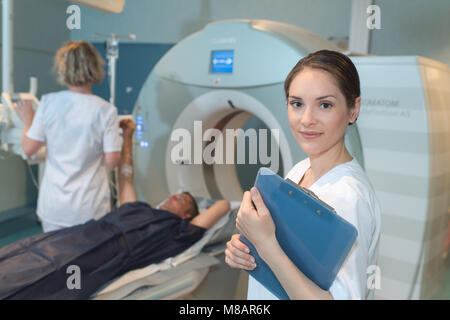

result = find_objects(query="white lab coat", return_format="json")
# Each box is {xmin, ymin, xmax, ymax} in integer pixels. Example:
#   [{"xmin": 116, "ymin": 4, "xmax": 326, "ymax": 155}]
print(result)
[
  {"xmin": 247, "ymin": 158, "xmax": 381, "ymax": 300},
  {"xmin": 26, "ymin": 90, "xmax": 122, "ymax": 230}
]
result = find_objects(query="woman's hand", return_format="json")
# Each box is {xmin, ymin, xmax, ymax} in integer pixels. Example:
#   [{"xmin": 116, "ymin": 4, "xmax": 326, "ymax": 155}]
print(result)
[
  {"xmin": 14, "ymin": 100, "xmax": 35, "ymax": 128},
  {"xmin": 235, "ymin": 187, "xmax": 277, "ymax": 260},
  {"xmin": 225, "ymin": 234, "xmax": 256, "ymax": 270}
]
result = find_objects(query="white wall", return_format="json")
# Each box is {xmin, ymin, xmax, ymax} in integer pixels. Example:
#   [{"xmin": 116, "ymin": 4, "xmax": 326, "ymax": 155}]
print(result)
[
  {"xmin": 70, "ymin": 0, "xmax": 450, "ymax": 66},
  {"xmin": 370, "ymin": 0, "xmax": 450, "ymax": 66},
  {"xmin": 70, "ymin": 0, "xmax": 352, "ymax": 44}
]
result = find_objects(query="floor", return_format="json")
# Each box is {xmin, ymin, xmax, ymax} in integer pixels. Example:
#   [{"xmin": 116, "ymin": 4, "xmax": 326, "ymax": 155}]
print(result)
[{"xmin": 0, "ymin": 209, "xmax": 449, "ymax": 300}]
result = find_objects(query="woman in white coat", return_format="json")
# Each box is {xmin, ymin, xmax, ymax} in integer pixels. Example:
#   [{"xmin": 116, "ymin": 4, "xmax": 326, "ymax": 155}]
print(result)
[
  {"xmin": 225, "ymin": 50, "xmax": 381, "ymax": 300},
  {"xmin": 15, "ymin": 41, "xmax": 122, "ymax": 232}
]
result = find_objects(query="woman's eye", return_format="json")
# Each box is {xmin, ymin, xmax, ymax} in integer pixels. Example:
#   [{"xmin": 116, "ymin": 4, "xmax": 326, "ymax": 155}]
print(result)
[
  {"xmin": 290, "ymin": 101, "xmax": 303, "ymax": 108},
  {"xmin": 320, "ymin": 103, "xmax": 332, "ymax": 109}
]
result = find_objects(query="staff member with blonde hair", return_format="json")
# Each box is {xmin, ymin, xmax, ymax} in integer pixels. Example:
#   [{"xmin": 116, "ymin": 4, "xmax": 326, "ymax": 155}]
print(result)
[{"xmin": 14, "ymin": 41, "xmax": 122, "ymax": 232}]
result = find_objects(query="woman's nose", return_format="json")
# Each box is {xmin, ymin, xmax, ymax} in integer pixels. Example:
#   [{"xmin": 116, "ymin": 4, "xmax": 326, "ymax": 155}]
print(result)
[{"xmin": 300, "ymin": 105, "xmax": 316, "ymax": 127}]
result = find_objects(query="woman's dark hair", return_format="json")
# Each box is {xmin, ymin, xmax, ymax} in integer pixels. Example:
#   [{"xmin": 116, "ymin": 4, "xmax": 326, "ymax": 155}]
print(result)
[
  {"xmin": 284, "ymin": 50, "xmax": 360, "ymax": 117},
  {"xmin": 182, "ymin": 191, "xmax": 200, "ymax": 218}
]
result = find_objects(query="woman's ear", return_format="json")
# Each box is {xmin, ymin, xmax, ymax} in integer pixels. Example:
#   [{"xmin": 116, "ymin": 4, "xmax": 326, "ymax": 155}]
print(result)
[{"xmin": 349, "ymin": 97, "xmax": 361, "ymax": 124}]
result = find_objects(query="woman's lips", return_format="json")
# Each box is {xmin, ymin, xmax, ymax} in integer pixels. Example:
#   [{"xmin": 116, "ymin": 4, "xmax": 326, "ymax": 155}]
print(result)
[{"xmin": 300, "ymin": 131, "xmax": 323, "ymax": 139}]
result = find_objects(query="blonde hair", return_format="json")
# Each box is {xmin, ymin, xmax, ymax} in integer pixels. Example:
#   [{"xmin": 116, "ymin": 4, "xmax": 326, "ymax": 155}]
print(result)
[{"xmin": 54, "ymin": 41, "xmax": 105, "ymax": 86}]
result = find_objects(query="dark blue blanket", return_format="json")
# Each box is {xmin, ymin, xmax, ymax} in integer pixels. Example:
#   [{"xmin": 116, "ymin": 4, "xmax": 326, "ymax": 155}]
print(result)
[{"xmin": 0, "ymin": 201, "xmax": 205, "ymax": 300}]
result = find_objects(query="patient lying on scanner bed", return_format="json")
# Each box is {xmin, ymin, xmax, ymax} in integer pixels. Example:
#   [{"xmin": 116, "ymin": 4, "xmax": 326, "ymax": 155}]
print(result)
[{"xmin": 0, "ymin": 119, "xmax": 230, "ymax": 300}]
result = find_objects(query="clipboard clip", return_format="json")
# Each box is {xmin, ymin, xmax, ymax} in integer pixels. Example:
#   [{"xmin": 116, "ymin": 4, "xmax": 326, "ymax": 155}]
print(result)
[{"xmin": 285, "ymin": 178, "xmax": 337, "ymax": 213}]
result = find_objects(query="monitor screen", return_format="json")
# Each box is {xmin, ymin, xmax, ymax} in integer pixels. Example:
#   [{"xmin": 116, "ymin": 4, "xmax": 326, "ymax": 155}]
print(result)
[{"xmin": 211, "ymin": 50, "xmax": 234, "ymax": 73}]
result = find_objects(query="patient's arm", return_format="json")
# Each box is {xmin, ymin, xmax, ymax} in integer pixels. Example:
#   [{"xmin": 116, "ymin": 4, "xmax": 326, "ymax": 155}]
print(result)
[
  {"xmin": 118, "ymin": 119, "xmax": 137, "ymax": 205},
  {"xmin": 191, "ymin": 200, "xmax": 231, "ymax": 230}
]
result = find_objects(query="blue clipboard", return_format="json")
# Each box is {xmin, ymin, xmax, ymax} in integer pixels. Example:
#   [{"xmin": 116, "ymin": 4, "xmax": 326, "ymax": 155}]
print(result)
[{"xmin": 240, "ymin": 167, "xmax": 358, "ymax": 300}]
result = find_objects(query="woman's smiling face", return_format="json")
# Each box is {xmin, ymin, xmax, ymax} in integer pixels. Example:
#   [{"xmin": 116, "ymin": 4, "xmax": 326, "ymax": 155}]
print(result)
[{"xmin": 287, "ymin": 67, "xmax": 359, "ymax": 157}]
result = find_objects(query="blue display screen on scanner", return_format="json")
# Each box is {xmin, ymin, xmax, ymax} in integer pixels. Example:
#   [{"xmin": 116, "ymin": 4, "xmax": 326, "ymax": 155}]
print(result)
[{"xmin": 211, "ymin": 50, "xmax": 234, "ymax": 73}]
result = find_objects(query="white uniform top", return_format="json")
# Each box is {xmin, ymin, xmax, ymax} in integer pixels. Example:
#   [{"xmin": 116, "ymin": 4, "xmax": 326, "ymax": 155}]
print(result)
[
  {"xmin": 26, "ymin": 90, "xmax": 122, "ymax": 227},
  {"xmin": 247, "ymin": 158, "xmax": 381, "ymax": 300}
]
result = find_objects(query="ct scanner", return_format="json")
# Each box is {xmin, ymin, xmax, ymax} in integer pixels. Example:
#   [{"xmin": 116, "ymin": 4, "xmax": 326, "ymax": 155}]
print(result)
[{"xmin": 132, "ymin": 20, "xmax": 450, "ymax": 299}]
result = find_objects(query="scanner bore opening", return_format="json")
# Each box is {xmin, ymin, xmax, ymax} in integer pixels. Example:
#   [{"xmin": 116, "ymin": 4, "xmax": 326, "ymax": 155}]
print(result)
[{"xmin": 202, "ymin": 110, "xmax": 284, "ymax": 200}]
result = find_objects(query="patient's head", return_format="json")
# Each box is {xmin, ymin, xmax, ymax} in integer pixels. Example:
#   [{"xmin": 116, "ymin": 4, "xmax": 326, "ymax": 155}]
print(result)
[{"xmin": 160, "ymin": 192, "xmax": 199, "ymax": 219}]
